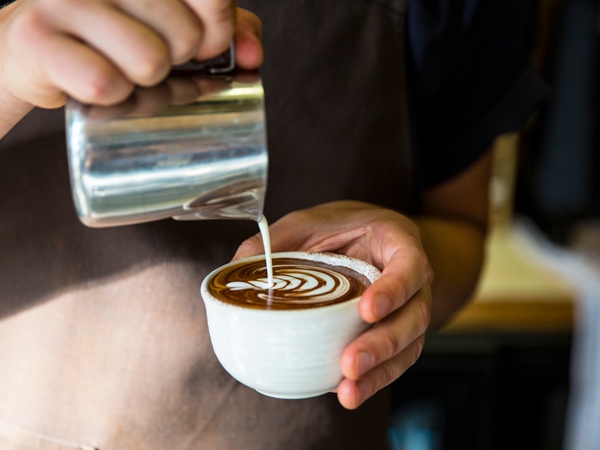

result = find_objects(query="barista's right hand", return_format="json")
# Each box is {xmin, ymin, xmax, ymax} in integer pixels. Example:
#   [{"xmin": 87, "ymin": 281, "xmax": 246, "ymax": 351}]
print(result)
[{"xmin": 0, "ymin": 0, "xmax": 263, "ymax": 109}]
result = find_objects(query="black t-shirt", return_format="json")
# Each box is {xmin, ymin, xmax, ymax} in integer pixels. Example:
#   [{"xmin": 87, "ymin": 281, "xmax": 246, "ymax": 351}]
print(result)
[{"xmin": 407, "ymin": 0, "xmax": 548, "ymax": 187}]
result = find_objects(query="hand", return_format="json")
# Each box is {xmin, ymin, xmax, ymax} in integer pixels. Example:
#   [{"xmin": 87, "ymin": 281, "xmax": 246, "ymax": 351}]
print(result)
[
  {"xmin": 84, "ymin": 71, "xmax": 261, "ymax": 120},
  {"xmin": 0, "ymin": 0, "xmax": 262, "ymax": 109},
  {"xmin": 233, "ymin": 201, "xmax": 434, "ymax": 409}
]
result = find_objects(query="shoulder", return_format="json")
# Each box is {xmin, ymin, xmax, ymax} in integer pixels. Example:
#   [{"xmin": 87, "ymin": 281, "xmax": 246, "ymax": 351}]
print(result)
[
  {"xmin": 408, "ymin": 0, "xmax": 539, "ymax": 101},
  {"xmin": 408, "ymin": 0, "xmax": 548, "ymax": 187}
]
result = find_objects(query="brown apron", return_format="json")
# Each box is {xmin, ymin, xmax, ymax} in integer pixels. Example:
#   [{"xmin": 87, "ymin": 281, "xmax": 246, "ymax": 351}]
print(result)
[{"xmin": 0, "ymin": 0, "xmax": 414, "ymax": 448}]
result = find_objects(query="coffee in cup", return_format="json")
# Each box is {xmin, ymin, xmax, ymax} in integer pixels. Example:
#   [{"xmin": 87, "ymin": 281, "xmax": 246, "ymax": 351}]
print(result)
[{"xmin": 201, "ymin": 251, "xmax": 381, "ymax": 399}]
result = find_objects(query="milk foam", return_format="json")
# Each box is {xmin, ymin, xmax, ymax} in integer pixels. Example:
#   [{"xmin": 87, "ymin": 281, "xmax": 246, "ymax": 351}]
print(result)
[{"xmin": 226, "ymin": 265, "xmax": 352, "ymax": 303}]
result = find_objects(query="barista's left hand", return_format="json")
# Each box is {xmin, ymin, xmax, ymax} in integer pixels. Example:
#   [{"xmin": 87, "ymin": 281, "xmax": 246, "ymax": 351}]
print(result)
[{"xmin": 233, "ymin": 200, "xmax": 433, "ymax": 410}]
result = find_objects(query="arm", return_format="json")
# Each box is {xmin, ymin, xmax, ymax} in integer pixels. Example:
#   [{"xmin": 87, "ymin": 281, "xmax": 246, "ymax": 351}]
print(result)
[
  {"xmin": 416, "ymin": 147, "xmax": 492, "ymax": 327},
  {"xmin": 233, "ymin": 148, "xmax": 493, "ymax": 409},
  {"xmin": 0, "ymin": 0, "xmax": 263, "ymax": 139}
]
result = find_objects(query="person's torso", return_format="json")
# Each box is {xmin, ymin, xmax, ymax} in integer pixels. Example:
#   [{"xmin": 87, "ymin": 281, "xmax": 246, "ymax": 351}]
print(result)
[{"xmin": 0, "ymin": 1, "xmax": 412, "ymax": 448}]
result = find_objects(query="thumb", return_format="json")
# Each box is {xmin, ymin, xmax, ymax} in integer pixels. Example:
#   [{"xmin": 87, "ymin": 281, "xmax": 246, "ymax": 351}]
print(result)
[
  {"xmin": 232, "ymin": 232, "xmax": 265, "ymax": 261},
  {"xmin": 234, "ymin": 8, "xmax": 263, "ymax": 69}
]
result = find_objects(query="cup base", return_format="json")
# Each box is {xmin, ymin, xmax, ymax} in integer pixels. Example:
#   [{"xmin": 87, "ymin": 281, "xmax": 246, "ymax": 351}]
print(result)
[{"xmin": 255, "ymin": 388, "xmax": 334, "ymax": 400}]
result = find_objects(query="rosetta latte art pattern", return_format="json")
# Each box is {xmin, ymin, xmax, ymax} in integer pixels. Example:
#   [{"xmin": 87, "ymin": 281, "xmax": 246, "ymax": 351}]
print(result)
[{"xmin": 208, "ymin": 257, "xmax": 369, "ymax": 309}]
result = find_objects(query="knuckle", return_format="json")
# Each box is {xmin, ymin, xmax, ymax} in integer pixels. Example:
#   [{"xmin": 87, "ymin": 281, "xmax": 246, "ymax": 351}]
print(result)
[
  {"xmin": 79, "ymin": 72, "xmax": 131, "ymax": 105},
  {"xmin": 422, "ymin": 257, "xmax": 434, "ymax": 284},
  {"xmin": 79, "ymin": 73, "xmax": 112, "ymax": 101},
  {"xmin": 195, "ymin": 1, "xmax": 235, "ymax": 59},
  {"xmin": 416, "ymin": 295, "xmax": 431, "ymax": 332},
  {"xmin": 410, "ymin": 245, "xmax": 431, "ymax": 276},
  {"xmin": 394, "ymin": 281, "xmax": 409, "ymax": 304},
  {"xmin": 384, "ymin": 273, "xmax": 408, "ymax": 305},
  {"xmin": 131, "ymin": 53, "xmax": 169, "ymax": 86},
  {"xmin": 380, "ymin": 328, "xmax": 401, "ymax": 360},
  {"xmin": 236, "ymin": 235, "xmax": 262, "ymax": 254},
  {"xmin": 211, "ymin": 0, "xmax": 236, "ymax": 24},
  {"xmin": 379, "ymin": 363, "xmax": 397, "ymax": 388},
  {"xmin": 411, "ymin": 335, "xmax": 426, "ymax": 363},
  {"xmin": 198, "ymin": 38, "xmax": 231, "ymax": 61},
  {"xmin": 171, "ymin": 31, "xmax": 202, "ymax": 64},
  {"xmin": 46, "ymin": 0, "xmax": 72, "ymax": 8},
  {"xmin": 10, "ymin": 7, "xmax": 44, "ymax": 40},
  {"xmin": 41, "ymin": 0, "xmax": 65, "ymax": 10},
  {"xmin": 374, "ymin": 336, "xmax": 426, "ymax": 392}
]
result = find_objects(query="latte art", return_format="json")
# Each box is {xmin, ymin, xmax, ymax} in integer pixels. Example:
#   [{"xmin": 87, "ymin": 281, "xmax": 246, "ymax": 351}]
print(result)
[
  {"xmin": 209, "ymin": 257, "xmax": 370, "ymax": 309},
  {"xmin": 227, "ymin": 265, "xmax": 352, "ymax": 303}
]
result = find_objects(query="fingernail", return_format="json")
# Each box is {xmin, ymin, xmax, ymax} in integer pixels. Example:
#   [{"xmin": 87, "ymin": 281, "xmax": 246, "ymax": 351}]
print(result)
[
  {"xmin": 356, "ymin": 351, "xmax": 373, "ymax": 376},
  {"xmin": 375, "ymin": 293, "xmax": 391, "ymax": 319}
]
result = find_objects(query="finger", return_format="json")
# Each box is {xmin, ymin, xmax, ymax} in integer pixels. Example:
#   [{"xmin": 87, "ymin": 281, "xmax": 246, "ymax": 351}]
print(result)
[
  {"xmin": 340, "ymin": 288, "xmax": 431, "ymax": 380},
  {"xmin": 39, "ymin": 33, "xmax": 134, "ymax": 106},
  {"xmin": 232, "ymin": 203, "xmax": 375, "ymax": 261},
  {"xmin": 1, "ymin": 7, "xmax": 133, "ymax": 107},
  {"xmin": 116, "ymin": 0, "xmax": 204, "ymax": 65},
  {"xmin": 359, "ymin": 246, "xmax": 433, "ymax": 323},
  {"xmin": 232, "ymin": 234, "xmax": 266, "ymax": 261},
  {"xmin": 232, "ymin": 207, "xmax": 315, "ymax": 261},
  {"xmin": 47, "ymin": 1, "xmax": 171, "ymax": 87},
  {"xmin": 337, "ymin": 335, "xmax": 426, "ymax": 410},
  {"xmin": 234, "ymin": 8, "xmax": 263, "ymax": 69},
  {"xmin": 184, "ymin": 0, "xmax": 236, "ymax": 60},
  {"xmin": 232, "ymin": 212, "xmax": 312, "ymax": 261}
]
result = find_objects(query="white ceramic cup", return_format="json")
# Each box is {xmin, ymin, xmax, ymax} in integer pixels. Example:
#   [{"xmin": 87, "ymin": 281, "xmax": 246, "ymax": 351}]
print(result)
[{"xmin": 200, "ymin": 251, "xmax": 381, "ymax": 399}]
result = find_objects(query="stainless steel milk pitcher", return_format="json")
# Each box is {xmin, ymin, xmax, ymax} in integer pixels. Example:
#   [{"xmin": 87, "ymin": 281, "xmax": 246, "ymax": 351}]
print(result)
[{"xmin": 65, "ymin": 67, "xmax": 267, "ymax": 228}]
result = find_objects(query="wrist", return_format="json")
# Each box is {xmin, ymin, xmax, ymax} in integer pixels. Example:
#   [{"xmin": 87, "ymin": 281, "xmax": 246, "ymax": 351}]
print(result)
[{"xmin": 0, "ymin": 84, "xmax": 33, "ymax": 139}]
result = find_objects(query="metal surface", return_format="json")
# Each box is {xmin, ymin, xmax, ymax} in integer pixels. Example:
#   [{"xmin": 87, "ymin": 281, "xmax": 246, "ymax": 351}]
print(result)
[{"xmin": 65, "ymin": 70, "xmax": 267, "ymax": 227}]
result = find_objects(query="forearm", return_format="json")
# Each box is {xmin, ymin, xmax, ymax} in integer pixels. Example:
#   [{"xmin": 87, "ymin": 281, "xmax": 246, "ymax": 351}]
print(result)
[{"xmin": 413, "ymin": 215, "xmax": 487, "ymax": 329}]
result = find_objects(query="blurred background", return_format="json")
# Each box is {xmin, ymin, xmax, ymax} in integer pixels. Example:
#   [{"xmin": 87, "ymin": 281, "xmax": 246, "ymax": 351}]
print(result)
[{"xmin": 388, "ymin": 0, "xmax": 600, "ymax": 448}]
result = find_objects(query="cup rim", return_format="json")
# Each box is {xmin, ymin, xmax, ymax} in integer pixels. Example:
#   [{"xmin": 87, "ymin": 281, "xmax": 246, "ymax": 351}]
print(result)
[{"xmin": 200, "ymin": 251, "xmax": 381, "ymax": 313}]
